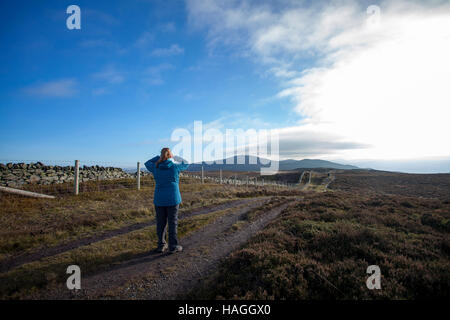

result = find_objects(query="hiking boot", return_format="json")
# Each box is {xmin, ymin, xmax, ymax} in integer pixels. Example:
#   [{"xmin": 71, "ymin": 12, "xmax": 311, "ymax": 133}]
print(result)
[
  {"xmin": 156, "ymin": 244, "xmax": 168, "ymax": 253},
  {"xmin": 169, "ymin": 245, "xmax": 183, "ymax": 254}
]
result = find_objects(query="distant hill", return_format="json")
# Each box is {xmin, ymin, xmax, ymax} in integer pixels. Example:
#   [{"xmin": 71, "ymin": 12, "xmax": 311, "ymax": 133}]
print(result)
[
  {"xmin": 280, "ymin": 158, "xmax": 359, "ymax": 170},
  {"xmin": 184, "ymin": 155, "xmax": 358, "ymax": 172}
]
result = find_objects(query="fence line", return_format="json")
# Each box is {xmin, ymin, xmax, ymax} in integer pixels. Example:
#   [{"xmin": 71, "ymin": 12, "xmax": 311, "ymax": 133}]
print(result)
[
  {"xmin": 1, "ymin": 160, "xmax": 305, "ymax": 196},
  {"xmin": 182, "ymin": 165, "xmax": 300, "ymax": 189}
]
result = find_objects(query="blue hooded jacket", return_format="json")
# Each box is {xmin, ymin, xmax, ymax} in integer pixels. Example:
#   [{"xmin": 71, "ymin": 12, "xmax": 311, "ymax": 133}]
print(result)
[{"xmin": 144, "ymin": 156, "xmax": 189, "ymax": 206}]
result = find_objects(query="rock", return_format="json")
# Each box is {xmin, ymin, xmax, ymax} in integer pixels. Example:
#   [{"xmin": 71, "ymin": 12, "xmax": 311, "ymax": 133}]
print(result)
[
  {"xmin": 42, "ymin": 176, "xmax": 57, "ymax": 182},
  {"xmin": 30, "ymin": 175, "xmax": 41, "ymax": 183},
  {"xmin": 7, "ymin": 181, "xmax": 18, "ymax": 188},
  {"xmin": 5, "ymin": 173, "xmax": 16, "ymax": 180}
]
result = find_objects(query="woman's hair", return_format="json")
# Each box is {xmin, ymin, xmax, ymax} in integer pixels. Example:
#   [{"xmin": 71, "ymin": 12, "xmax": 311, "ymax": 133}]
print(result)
[{"xmin": 156, "ymin": 147, "xmax": 172, "ymax": 168}]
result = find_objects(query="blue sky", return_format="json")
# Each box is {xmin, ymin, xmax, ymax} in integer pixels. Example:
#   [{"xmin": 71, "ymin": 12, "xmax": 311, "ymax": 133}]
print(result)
[
  {"xmin": 1, "ymin": 0, "xmax": 450, "ymax": 172},
  {"xmin": 0, "ymin": 0, "xmax": 294, "ymax": 166}
]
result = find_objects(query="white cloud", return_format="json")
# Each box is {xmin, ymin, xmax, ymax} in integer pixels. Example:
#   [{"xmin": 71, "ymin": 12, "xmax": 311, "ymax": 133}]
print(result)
[
  {"xmin": 23, "ymin": 79, "xmax": 78, "ymax": 97},
  {"xmin": 151, "ymin": 44, "xmax": 184, "ymax": 57},
  {"xmin": 159, "ymin": 22, "xmax": 176, "ymax": 33},
  {"xmin": 92, "ymin": 66, "xmax": 124, "ymax": 84},
  {"xmin": 186, "ymin": 0, "xmax": 450, "ymax": 160},
  {"xmin": 92, "ymin": 87, "xmax": 109, "ymax": 96},
  {"xmin": 79, "ymin": 39, "xmax": 118, "ymax": 49},
  {"xmin": 134, "ymin": 31, "xmax": 154, "ymax": 49},
  {"xmin": 83, "ymin": 9, "xmax": 120, "ymax": 26},
  {"xmin": 142, "ymin": 63, "xmax": 175, "ymax": 85}
]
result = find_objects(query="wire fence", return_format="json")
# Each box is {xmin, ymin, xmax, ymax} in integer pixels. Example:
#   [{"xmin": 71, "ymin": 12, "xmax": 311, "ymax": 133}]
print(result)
[
  {"xmin": 0, "ymin": 159, "xmax": 302, "ymax": 198},
  {"xmin": 182, "ymin": 171, "xmax": 299, "ymax": 188}
]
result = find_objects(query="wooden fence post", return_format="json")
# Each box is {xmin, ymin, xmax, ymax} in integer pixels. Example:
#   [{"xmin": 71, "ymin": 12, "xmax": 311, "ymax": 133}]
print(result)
[
  {"xmin": 220, "ymin": 169, "xmax": 222, "ymax": 184},
  {"xmin": 201, "ymin": 165, "xmax": 204, "ymax": 184},
  {"xmin": 137, "ymin": 162, "xmax": 141, "ymax": 190},
  {"xmin": 74, "ymin": 160, "xmax": 79, "ymax": 195},
  {"xmin": 0, "ymin": 186, "xmax": 55, "ymax": 199}
]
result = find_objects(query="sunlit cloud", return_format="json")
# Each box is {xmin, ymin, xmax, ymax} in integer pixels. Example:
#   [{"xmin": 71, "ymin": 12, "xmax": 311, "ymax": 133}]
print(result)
[{"xmin": 186, "ymin": 0, "xmax": 450, "ymax": 160}]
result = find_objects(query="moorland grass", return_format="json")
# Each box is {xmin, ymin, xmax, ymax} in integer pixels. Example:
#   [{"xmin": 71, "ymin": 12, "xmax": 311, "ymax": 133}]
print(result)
[{"xmin": 189, "ymin": 191, "xmax": 450, "ymax": 299}]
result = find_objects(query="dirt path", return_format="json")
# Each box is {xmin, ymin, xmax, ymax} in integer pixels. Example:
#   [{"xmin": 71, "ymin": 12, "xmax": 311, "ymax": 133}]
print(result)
[
  {"xmin": 0, "ymin": 198, "xmax": 261, "ymax": 273},
  {"xmin": 299, "ymin": 171, "xmax": 311, "ymax": 190},
  {"xmin": 323, "ymin": 172, "xmax": 335, "ymax": 190},
  {"xmin": 35, "ymin": 197, "xmax": 295, "ymax": 299}
]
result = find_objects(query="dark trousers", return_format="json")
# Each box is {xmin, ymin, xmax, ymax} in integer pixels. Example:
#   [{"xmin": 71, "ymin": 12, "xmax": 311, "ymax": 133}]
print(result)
[{"xmin": 155, "ymin": 204, "xmax": 179, "ymax": 250}]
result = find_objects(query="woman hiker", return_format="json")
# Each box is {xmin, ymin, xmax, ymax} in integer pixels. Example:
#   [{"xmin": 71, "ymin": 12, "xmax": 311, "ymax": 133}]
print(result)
[{"xmin": 145, "ymin": 148, "xmax": 189, "ymax": 253}]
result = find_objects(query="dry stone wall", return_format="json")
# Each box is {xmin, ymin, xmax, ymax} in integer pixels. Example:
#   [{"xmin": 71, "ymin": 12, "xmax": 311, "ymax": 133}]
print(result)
[{"xmin": 0, "ymin": 162, "xmax": 147, "ymax": 188}]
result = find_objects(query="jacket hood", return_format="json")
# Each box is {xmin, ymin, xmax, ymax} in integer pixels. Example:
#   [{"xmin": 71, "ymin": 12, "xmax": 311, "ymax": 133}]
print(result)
[{"xmin": 150, "ymin": 156, "xmax": 175, "ymax": 169}]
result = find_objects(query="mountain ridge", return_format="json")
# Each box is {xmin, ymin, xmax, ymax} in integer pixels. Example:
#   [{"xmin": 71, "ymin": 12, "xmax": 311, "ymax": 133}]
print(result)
[{"xmin": 182, "ymin": 155, "xmax": 359, "ymax": 171}]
